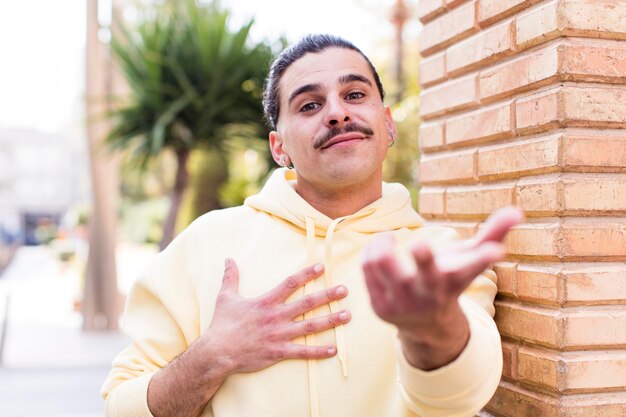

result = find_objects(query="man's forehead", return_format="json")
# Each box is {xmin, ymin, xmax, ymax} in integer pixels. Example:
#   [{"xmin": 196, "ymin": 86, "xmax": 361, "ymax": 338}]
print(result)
[{"xmin": 279, "ymin": 48, "xmax": 374, "ymax": 101}]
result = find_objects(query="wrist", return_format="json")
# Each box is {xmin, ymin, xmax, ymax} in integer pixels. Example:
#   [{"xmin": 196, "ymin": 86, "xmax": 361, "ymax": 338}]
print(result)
[
  {"xmin": 398, "ymin": 303, "xmax": 470, "ymax": 370},
  {"xmin": 191, "ymin": 336, "xmax": 238, "ymax": 383}
]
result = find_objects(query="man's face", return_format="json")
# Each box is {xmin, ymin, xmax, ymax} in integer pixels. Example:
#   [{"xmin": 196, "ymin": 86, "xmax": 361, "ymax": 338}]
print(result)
[{"xmin": 269, "ymin": 47, "xmax": 396, "ymax": 192}]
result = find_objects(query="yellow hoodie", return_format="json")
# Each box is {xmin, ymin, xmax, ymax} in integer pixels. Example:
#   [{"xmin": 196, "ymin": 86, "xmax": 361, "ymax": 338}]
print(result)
[{"xmin": 102, "ymin": 168, "xmax": 502, "ymax": 417}]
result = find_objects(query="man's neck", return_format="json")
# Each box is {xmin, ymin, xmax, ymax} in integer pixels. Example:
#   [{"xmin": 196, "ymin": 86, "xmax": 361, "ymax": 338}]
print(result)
[{"xmin": 294, "ymin": 175, "xmax": 383, "ymax": 220}]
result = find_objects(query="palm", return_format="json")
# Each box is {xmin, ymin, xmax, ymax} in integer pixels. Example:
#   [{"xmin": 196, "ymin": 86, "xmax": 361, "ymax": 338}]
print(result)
[{"xmin": 363, "ymin": 207, "xmax": 525, "ymax": 329}]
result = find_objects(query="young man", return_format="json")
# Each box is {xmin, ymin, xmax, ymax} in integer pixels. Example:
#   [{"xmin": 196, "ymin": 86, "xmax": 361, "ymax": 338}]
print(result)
[{"xmin": 102, "ymin": 34, "xmax": 524, "ymax": 417}]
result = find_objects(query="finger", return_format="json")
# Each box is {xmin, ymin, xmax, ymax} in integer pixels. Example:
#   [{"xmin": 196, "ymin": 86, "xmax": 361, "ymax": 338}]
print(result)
[
  {"xmin": 473, "ymin": 206, "xmax": 525, "ymax": 246},
  {"xmin": 373, "ymin": 236, "xmax": 408, "ymax": 287},
  {"xmin": 411, "ymin": 241, "xmax": 439, "ymax": 289},
  {"xmin": 263, "ymin": 263, "xmax": 325, "ymax": 304},
  {"xmin": 283, "ymin": 285, "xmax": 348, "ymax": 318},
  {"xmin": 440, "ymin": 242, "xmax": 505, "ymax": 294},
  {"xmin": 281, "ymin": 344, "xmax": 337, "ymax": 360},
  {"xmin": 287, "ymin": 310, "xmax": 351, "ymax": 338},
  {"xmin": 220, "ymin": 258, "xmax": 239, "ymax": 294}
]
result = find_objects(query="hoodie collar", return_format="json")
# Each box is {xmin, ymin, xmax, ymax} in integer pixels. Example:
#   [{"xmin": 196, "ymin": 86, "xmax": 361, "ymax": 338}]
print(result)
[{"xmin": 244, "ymin": 168, "xmax": 423, "ymax": 235}]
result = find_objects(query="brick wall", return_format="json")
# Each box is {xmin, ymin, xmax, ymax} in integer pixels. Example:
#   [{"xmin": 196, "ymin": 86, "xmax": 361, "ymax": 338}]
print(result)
[{"xmin": 416, "ymin": 1, "xmax": 626, "ymax": 415}]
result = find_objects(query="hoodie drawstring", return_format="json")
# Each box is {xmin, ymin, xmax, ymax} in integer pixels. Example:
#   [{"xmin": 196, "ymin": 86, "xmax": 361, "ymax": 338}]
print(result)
[
  {"xmin": 324, "ymin": 217, "xmax": 348, "ymax": 378},
  {"xmin": 303, "ymin": 209, "xmax": 375, "ymax": 417},
  {"xmin": 304, "ymin": 217, "xmax": 320, "ymax": 417}
]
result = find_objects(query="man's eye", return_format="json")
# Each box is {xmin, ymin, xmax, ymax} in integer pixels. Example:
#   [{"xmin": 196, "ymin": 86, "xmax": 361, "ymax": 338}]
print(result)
[
  {"xmin": 346, "ymin": 92, "xmax": 364, "ymax": 100},
  {"xmin": 300, "ymin": 102, "xmax": 320, "ymax": 112}
]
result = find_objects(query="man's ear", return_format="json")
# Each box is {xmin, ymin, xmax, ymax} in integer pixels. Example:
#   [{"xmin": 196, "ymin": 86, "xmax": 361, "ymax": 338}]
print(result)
[
  {"xmin": 384, "ymin": 107, "xmax": 397, "ymax": 143},
  {"xmin": 269, "ymin": 131, "xmax": 286, "ymax": 166}
]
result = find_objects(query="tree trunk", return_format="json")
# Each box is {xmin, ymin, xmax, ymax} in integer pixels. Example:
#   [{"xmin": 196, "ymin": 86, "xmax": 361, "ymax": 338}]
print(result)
[
  {"xmin": 160, "ymin": 149, "xmax": 190, "ymax": 250},
  {"xmin": 83, "ymin": 0, "xmax": 122, "ymax": 331},
  {"xmin": 191, "ymin": 149, "xmax": 229, "ymax": 220}
]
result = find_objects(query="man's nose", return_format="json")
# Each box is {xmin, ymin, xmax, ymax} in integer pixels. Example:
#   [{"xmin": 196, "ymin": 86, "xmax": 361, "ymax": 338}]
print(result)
[{"xmin": 324, "ymin": 96, "xmax": 350, "ymax": 127}]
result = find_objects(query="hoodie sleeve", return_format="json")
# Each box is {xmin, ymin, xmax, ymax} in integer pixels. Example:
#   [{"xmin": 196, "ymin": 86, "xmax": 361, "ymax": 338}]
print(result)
[
  {"xmin": 101, "ymin": 228, "xmax": 205, "ymax": 417},
  {"xmin": 395, "ymin": 229, "xmax": 503, "ymax": 417}
]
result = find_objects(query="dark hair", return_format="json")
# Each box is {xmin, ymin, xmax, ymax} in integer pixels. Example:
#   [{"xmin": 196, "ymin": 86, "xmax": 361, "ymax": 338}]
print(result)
[{"xmin": 262, "ymin": 34, "xmax": 385, "ymax": 130}]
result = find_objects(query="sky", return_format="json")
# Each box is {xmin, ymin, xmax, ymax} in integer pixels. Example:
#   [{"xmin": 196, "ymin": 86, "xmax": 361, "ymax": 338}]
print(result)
[{"xmin": 0, "ymin": 0, "xmax": 420, "ymax": 134}]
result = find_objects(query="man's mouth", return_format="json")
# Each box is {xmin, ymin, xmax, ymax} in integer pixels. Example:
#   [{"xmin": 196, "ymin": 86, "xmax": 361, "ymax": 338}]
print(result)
[
  {"xmin": 314, "ymin": 122, "xmax": 374, "ymax": 150},
  {"xmin": 320, "ymin": 133, "xmax": 366, "ymax": 149}
]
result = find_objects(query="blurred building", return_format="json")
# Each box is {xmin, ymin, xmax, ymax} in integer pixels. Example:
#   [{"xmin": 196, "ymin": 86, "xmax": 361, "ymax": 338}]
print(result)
[{"xmin": 0, "ymin": 128, "xmax": 89, "ymax": 245}]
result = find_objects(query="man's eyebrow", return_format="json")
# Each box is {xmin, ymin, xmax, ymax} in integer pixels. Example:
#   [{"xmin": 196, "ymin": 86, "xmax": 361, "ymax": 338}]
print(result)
[
  {"xmin": 287, "ymin": 74, "xmax": 373, "ymax": 106},
  {"xmin": 338, "ymin": 73, "xmax": 373, "ymax": 87},
  {"xmin": 288, "ymin": 83, "xmax": 322, "ymax": 105}
]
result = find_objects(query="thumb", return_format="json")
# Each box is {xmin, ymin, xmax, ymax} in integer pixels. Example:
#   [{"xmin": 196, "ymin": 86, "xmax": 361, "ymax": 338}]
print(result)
[{"xmin": 220, "ymin": 258, "xmax": 239, "ymax": 294}]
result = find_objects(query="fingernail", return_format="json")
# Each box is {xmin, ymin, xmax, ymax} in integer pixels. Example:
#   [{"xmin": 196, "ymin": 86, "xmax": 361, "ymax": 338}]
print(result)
[
  {"xmin": 313, "ymin": 263, "xmax": 324, "ymax": 273},
  {"xmin": 224, "ymin": 258, "xmax": 230, "ymax": 269},
  {"xmin": 327, "ymin": 347, "xmax": 336, "ymax": 355},
  {"xmin": 335, "ymin": 286, "xmax": 347, "ymax": 296},
  {"xmin": 339, "ymin": 311, "xmax": 349, "ymax": 321}
]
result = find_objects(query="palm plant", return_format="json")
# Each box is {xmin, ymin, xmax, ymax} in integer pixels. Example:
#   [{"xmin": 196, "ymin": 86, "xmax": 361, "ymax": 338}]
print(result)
[{"xmin": 108, "ymin": 0, "xmax": 274, "ymax": 249}]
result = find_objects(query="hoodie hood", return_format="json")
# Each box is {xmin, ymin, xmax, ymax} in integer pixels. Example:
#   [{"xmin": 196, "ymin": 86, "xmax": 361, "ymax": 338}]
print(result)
[{"xmin": 244, "ymin": 168, "xmax": 423, "ymax": 234}]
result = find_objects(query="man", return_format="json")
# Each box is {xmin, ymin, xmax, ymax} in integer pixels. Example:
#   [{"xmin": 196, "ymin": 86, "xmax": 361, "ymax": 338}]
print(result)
[{"xmin": 102, "ymin": 34, "xmax": 524, "ymax": 417}]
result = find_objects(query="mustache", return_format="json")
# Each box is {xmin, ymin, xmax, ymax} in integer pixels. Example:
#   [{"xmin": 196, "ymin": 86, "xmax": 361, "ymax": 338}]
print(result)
[{"xmin": 313, "ymin": 122, "xmax": 375, "ymax": 150}]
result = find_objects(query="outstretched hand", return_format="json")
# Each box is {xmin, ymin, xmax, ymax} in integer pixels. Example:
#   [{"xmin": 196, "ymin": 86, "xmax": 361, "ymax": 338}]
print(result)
[{"xmin": 362, "ymin": 206, "xmax": 524, "ymax": 370}]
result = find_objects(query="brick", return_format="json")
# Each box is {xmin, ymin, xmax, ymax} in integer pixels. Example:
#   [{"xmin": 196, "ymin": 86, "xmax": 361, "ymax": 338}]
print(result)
[
  {"xmin": 486, "ymin": 382, "xmax": 558, "ymax": 417},
  {"xmin": 561, "ymin": 219, "xmax": 626, "ymax": 260},
  {"xmin": 445, "ymin": 101, "xmax": 514, "ymax": 146},
  {"xmin": 479, "ymin": 45, "xmax": 559, "ymax": 102},
  {"xmin": 561, "ymin": 392, "xmax": 626, "ymax": 417},
  {"xmin": 477, "ymin": 134, "xmax": 561, "ymax": 180},
  {"xmin": 494, "ymin": 261, "xmax": 517, "ymax": 297},
  {"xmin": 420, "ymin": 73, "xmax": 479, "ymax": 118},
  {"xmin": 515, "ymin": 86, "xmax": 563, "ymax": 134},
  {"xmin": 419, "ymin": 149, "xmax": 476, "ymax": 184},
  {"xmin": 418, "ymin": 187, "xmax": 445, "ymax": 217},
  {"xmin": 446, "ymin": 19, "xmax": 515, "ymax": 76},
  {"xmin": 495, "ymin": 301, "xmax": 562, "ymax": 347},
  {"xmin": 445, "ymin": 183, "xmax": 514, "ymax": 218},
  {"xmin": 517, "ymin": 347, "xmax": 561, "ymax": 391},
  {"xmin": 561, "ymin": 0, "xmax": 626, "ymax": 40},
  {"xmin": 564, "ymin": 134, "xmax": 626, "ymax": 172},
  {"xmin": 560, "ymin": 40, "xmax": 626, "ymax": 84},
  {"xmin": 501, "ymin": 340, "xmax": 519, "ymax": 380},
  {"xmin": 489, "ymin": 382, "xmax": 626, "ymax": 417},
  {"xmin": 515, "ymin": 173, "xmax": 626, "ymax": 217},
  {"xmin": 418, "ymin": 121, "xmax": 445, "ymax": 151},
  {"xmin": 478, "ymin": 0, "xmax": 543, "ymax": 28},
  {"xmin": 564, "ymin": 350, "xmax": 626, "ymax": 392},
  {"xmin": 516, "ymin": 264, "xmax": 563, "ymax": 306},
  {"xmin": 515, "ymin": 174, "xmax": 562, "ymax": 216},
  {"xmin": 505, "ymin": 223, "xmax": 561, "ymax": 259},
  {"xmin": 515, "ymin": 0, "xmax": 560, "ymax": 49},
  {"xmin": 516, "ymin": 85, "xmax": 626, "ymax": 134},
  {"xmin": 420, "ymin": 52, "xmax": 447, "ymax": 87},
  {"xmin": 563, "ymin": 175, "xmax": 626, "ymax": 214},
  {"xmin": 420, "ymin": 1, "xmax": 479, "ymax": 55},
  {"xmin": 417, "ymin": 0, "xmax": 446, "ymax": 23},
  {"xmin": 562, "ymin": 86, "xmax": 626, "ymax": 128},
  {"xmin": 563, "ymin": 264, "xmax": 626, "ymax": 305},
  {"xmin": 496, "ymin": 301, "xmax": 626, "ymax": 349},
  {"xmin": 515, "ymin": 0, "xmax": 626, "ymax": 49},
  {"xmin": 564, "ymin": 307, "xmax": 626, "ymax": 348},
  {"xmin": 515, "ymin": 263, "xmax": 626, "ymax": 307},
  {"xmin": 506, "ymin": 220, "xmax": 626, "ymax": 261},
  {"xmin": 518, "ymin": 347, "xmax": 626, "ymax": 393}
]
